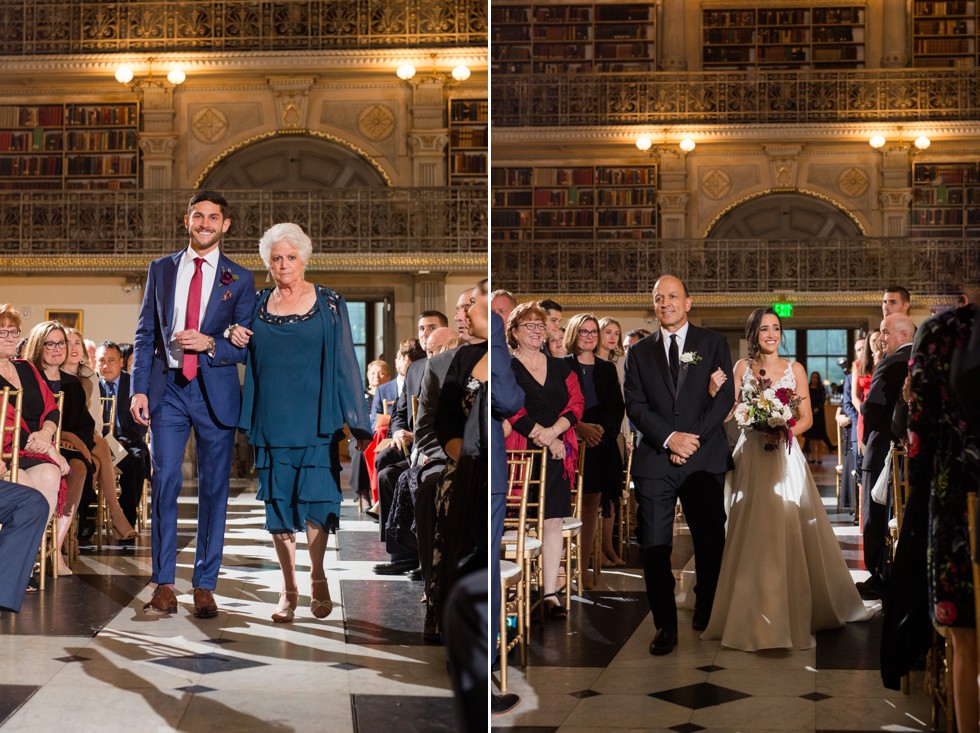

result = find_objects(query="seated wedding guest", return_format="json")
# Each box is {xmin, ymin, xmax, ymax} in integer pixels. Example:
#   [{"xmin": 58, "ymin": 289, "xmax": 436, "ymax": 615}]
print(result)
[
  {"xmin": 506, "ymin": 302, "xmax": 583, "ymax": 617},
  {"xmin": 84, "ymin": 339, "xmax": 97, "ymax": 367},
  {"xmin": 231, "ymin": 222, "xmax": 372, "ymax": 622},
  {"xmin": 370, "ymin": 339, "xmax": 423, "ymax": 431},
  {"xmin": 118, "ymin": 342, "xmax": 134, "ymax": 372},
  {"xmin": 624, "ymin": 328, "xmax": 651, "ymax": 349},
  {"xmin": 24, "ymin": 321, "xmax": 98, "ymax": 574},
  {"xmin": 547, "ymin": 332, "xmax": 568, "ymax": 358},
  {"xmin": 97, "ymin": 341, "xmax": 149, "ymax": 528},
  {"xmin": 490, "ymin": 289, "xmax": 517, "ymax": 323},
  {"xmin": 539, "ymin": 298, "xmax": 563, "ymax": 356},
  {"xmin": 908, "ymin": 289, "xmax": 978, "ymax": 732},
  {"xmin": 62, "ymin": 327, "xmax": 137, "ymax": 542},
  {"xmin": 0, "ymin": 477, "xmax": 51, "ymax": 612},
  {"xmin": 0, "ymin": 305, "xmax": 70, "ymax": 519},
  {"xmin": 351, "ymin": 358, "xmax": 390, "ymax": 513},
  {"xmin": 564, "ymin": 313, "xmax": 625, "ymax": 573}
]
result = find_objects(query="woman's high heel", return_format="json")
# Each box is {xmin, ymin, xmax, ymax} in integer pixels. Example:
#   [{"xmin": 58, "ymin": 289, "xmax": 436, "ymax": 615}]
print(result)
[
  {"xmin": 272, "ymin": 591, "xmax": 299, "ymax": 623},
  {"xmin": 310, "ymin": 579, "xmax": 333, "ymax": 619},
  {"xmin": 542, "ymin": 592, "xmax": 567, "ymax": 618}
]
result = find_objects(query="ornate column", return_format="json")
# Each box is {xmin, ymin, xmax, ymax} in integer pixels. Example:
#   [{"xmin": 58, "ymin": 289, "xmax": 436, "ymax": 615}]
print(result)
[
  {"xmin": 881, "ymin": 0, "xmax": 909, "ymax": 67},
  {"xmin": 407, "ymin": 78, "xmax": 449, "ymax": 186},
  {"xmin": 137, "ymin": 86, "xmax": 177, "ymax": 189},
  {"xmin": 877, "ymin": 147, "xmax": 912, "ymax": 236},
  {"xmin": 656, "ymin": 150, "xmax": 690, "ymax": 238},
  {"xmin": 659, "ymin": 0, "xmax": 687, "ymax": 71}
]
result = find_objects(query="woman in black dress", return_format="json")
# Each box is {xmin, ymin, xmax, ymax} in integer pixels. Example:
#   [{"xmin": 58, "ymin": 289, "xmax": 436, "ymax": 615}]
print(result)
[
  {"xmin": 564, "ymin": 313, "xmax": 625, "ymax": 574},
  {"xmin": 505, "ymin": 301, "xmax": 584, "ymax": 617}
]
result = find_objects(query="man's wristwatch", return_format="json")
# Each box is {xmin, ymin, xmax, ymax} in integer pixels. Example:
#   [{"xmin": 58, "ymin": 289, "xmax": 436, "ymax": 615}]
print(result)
[{"xmin": 206, "ymin": 336, "xmax": 216, "ymax": 358}]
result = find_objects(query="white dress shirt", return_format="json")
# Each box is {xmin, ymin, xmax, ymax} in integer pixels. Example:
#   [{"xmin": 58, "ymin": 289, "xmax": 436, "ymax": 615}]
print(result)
[
  {"xmin": 660, "ymin": 321, "xmax": 690, "ymax": 363},
  {"xmin": 167, "ymin": 246, "xmax": 220, "ymax": 368}
]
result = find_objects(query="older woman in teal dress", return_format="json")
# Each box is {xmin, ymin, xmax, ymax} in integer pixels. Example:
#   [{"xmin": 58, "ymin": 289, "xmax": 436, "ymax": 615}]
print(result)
[{"xmin": 231, "ymin": 223, "xmax": 372, "ymax": 623}]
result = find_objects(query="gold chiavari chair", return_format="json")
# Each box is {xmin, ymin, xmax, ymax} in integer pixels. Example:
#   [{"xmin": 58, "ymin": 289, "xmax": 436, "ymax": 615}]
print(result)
[
  {"xmin": 96, "ymin": 395, "xmax": 117, "ymax": 551},
  {"xmin": 39, "ymin": 392, "xmax": 66, "ymax": 584},
  {"xmin": 834, "ymin": 420, "xmax": 844, "ymax": 514},
  {"xmin": 888, "ymin": 444, "xmax": 910, "ymax": 560},
  {"xmin": 505, "ymin": 446, "xmax": 547, "ymax": 630},
  {"xmin": 561, "ymin": 441, "xmax": 586, "ymax": 610},
  {"xmin": 618, "ymin": 433, "xmax": 636, "ymax": 560},
  {"xmin": 497, "ymin": 453, "xmax": 534, "ymax": 693}
]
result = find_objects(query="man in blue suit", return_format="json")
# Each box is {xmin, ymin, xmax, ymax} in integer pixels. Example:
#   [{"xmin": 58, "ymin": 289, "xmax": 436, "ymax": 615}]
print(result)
[
  {"xmin": 130, "ymin": 190, "xmax": 256, "ymax": 618},
  {"xmin": 0, "ymin": 480, "xmax": 50, "ymax": 613}
]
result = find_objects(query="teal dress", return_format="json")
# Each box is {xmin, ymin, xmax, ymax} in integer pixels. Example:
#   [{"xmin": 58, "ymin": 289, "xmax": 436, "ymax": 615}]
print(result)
[{"xmin": 240, "ymin": 286, "xmax": 372, "ymax": 534}]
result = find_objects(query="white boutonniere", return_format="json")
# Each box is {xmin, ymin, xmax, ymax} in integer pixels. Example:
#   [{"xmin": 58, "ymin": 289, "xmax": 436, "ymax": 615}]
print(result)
[{"xmin": 679, "ymin": 351, "xmax": 702, "ymax": 368}]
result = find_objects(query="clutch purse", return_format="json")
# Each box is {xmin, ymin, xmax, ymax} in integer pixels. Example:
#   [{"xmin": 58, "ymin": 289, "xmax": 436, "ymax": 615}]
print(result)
[{"xmin": 104, "ymin": 433, "xmax": 130, "ymax": 466}]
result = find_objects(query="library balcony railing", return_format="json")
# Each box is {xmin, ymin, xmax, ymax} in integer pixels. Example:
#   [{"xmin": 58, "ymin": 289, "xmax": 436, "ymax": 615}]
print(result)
[
  {"xmin": 492, "ymin": 238, "xmax": 980, "ymax": 295},
  {"xmin": 0, "ymin": 187, "xmax": 488, "ymax": 273},
  {"xmin": 0, "ymin": 0, "xmax": 487, "ymax": 54},
  {"xmin": 492, "ymin": 69, "xmax": 980, "ymax": 127}
]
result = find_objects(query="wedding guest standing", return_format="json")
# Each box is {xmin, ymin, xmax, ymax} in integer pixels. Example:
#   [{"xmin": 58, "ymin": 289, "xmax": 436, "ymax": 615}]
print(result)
[
  {"xmin": 130, "ymin": 190, "xmax": 255, "ymax": 618},
  {"xmin": 231, "ymin": 222, "xmax": 372, "ymax": 623}
]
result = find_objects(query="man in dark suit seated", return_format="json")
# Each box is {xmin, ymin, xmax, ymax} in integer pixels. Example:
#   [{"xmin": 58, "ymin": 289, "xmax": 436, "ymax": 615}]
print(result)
[
  {"xmin": 858, "ymin": 313, "xmax": 914, "ymax": 598},
  {"xmin": 97, "ymin": 341, "xmax": 150, "ymax": 529},
  {"xmin": 0, "ymin": 478, "xmax": 50, "ymax": 613}
]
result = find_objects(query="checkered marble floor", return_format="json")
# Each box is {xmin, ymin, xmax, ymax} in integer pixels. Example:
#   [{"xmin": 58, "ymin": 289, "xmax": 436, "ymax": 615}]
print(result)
[
  {"xmin": 492, "ymin": 460, "xmax": 935, "ymax": 733},
  {"xmin": 0, "ymin": 480, "xmax": 456, "ymax": 732}
]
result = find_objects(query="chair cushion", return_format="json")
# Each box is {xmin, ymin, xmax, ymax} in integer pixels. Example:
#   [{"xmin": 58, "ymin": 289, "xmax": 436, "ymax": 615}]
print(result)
[
  {"xmin": 500, "ymin": 537, "xmax": 542, "ymax": 559},
  {"xmin": 500, "ymin": 560, "xmax": 521, "ymax": 583}
]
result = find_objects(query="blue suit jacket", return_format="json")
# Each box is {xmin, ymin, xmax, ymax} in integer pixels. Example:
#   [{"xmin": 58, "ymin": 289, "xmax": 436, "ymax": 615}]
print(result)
[
  {"xmin": 131, "ymin": 249, "xmax": 256, "ymax": 429},
  {"xmin": 370, "ymin": 379, "xmax": 400, "ymax": 429},
  {"xmin": 490, "ymin": 313, "xmax": 524, "ymax": 496}
]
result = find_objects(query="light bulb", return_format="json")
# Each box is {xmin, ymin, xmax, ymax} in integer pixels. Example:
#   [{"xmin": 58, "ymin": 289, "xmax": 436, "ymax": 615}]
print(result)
[
  {"xmin": 396, "ymin": 64, "xmax": 416, "ymax": 80},
  {"xmin": 451, "ymin": 65, "xmax": 471, "ymax": 81},
  {"xmin": 679, "ymin": 138, "xmax": 696, "ymax": 152},
  {"xmin": 167, "ymin": 68, "xmax": 186, "ymax": 86},
  {"xmin": 914, "ymin": 135, "xmax": 931, "ymax": 150},
  {"xmin": 869, "ymin": 135, "xmax": 886, "ymax": 149},
  {"xmin": 115, "ymin": 65, "xmax": 134, "ymax": 84},
  {"xmin": 635, "ymin": 135, "xmax": 653, "ymax": 152}
]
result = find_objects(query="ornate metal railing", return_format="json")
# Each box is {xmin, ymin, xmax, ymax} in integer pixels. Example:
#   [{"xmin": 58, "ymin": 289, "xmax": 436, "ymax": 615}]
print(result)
[
  {"xmin": 0, "ymin": 187, "xmax": 487, "ymax": 268},
  {"xmin": 0, "ymin": 0, "xmax": 487, "ymax": 53},
  {"xmin": 492, "ymin": 239, "xmax": 980, "ymax": 294},
  {"xmin": 492, "ymin": 69, "xmax": 980, "ymax": 127}
]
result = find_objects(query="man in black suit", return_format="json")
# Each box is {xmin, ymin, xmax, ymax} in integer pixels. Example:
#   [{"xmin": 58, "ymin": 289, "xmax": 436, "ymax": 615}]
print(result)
[
  {"xmin": 858, "ymin": 312, "xmax": 914, "ymax": 597},
  {"xmin": 97, "ymin": 341, "xmax": 150, "ymax": 527},
  {"xmin": 624, "ymin": 275, "xmax": 735, "ymax": 655}
]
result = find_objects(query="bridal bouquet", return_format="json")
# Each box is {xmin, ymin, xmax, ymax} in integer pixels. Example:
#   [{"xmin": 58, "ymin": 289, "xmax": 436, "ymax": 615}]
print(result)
[{"xmin": 733, "ymin": 370, "xmax": 804, "ymax": 452}]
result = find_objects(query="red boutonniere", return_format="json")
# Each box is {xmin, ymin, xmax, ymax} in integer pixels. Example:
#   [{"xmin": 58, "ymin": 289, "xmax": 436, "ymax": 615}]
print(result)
[{"xmin": 219, "ymin": 268, "xmax": 239, "ymax": 286}]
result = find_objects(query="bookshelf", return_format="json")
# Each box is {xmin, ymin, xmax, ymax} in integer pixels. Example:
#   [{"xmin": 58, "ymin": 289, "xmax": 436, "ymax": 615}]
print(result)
[
  {"xmin": 448, "ymin": 99, "xmax": 488, "ymax": 186},
  {"xmin": 701, "ymin": 4, "xmax": 866, "ymax": 70},
  {"xmin": 491, "ymin": 2, "xmax": 657, "ymax": 74},
  {"xmin": 0, "ymin": 103, "xmax": 139, "ymax": 190},
  {"xmin": 912, "ymin": 1, "xmax": 977, "ymax": 67},
  {"xmin": 491, "ymin": 165, "xmax": 658, "ymax": 242},
  {"xmin": 910, "ymin": 162, "xmax": 980, "ymax": 237}
]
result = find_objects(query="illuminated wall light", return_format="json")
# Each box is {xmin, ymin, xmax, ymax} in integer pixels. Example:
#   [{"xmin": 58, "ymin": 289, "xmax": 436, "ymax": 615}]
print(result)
[
  {"xmin": 114, "ymin": 65, "xmax": 134, "ymax": 84},
  {"xmin": 869, "ymin": 135, "xmax": 886, "ymax": 149},
  {"xmin": 166, "ymin": 68, "xmax": 186, "ymax": 86},
  {"xmin": 396, "ymin": 64, "xmax": 416, "ymax": 80},
  {"xmin": 914, "ymin": 135, "xmax": 931, "ymax": 150},
  {"xmin": 451, "ymin": 65, "xmax": 471, "ymax": 82},
  {"xmin": 635, "ymin": 135, "xmax": 653, "ymax": 152},
  {"xmin": 679, "ymin": 138, "xmax": 696, "ymax": 152}
]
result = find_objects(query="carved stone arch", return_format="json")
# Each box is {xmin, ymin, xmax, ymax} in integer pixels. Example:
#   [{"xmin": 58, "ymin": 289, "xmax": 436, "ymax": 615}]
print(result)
[
  {"xmin": 198, "ymin": 131, "xmax": 390, "ymax": 190},
  {"xmin": 705, "ymin": 189, "xmax": 864, "ymax": 239}
]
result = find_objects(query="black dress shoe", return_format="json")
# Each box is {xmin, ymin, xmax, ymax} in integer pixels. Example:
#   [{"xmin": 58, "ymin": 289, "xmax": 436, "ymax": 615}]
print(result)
[
  {"xmin": 856, "ymin": 576, "xmax": 885, "ymax": 599},
  {"xmin": 407, "ymin": 567, "xmax": 422, "ymax": 581},
  {"xmin": 649, "ymin": 627, "xmax": 678, "ymax": 655},
  {"xmin": 491, "ymin": 692, "xmax": 521, "ymax": 715},
  {"xmin": 692, "ymin": 608, "xmax": 710, "ymax": 631},
  {"xmin": 373, "ymin": 558, "xmax": 417, "ymax": 575}
]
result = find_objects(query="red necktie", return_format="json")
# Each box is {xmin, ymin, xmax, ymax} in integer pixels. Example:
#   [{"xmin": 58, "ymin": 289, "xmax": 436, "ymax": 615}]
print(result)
[{"xmin": 182, "ymin": 257, "xmax": 205, "ymax": 381}]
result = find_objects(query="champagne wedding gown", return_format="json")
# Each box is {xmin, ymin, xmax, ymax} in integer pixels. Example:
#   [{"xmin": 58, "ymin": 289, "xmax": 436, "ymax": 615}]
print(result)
[{"xmin": 701, "ymin": 363, "xmax": 873, "ymax": 651}]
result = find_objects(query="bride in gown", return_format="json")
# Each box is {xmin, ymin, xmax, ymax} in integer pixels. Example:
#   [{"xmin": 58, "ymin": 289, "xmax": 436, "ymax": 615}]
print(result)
[{"xmin": 701, "ymin": 307, "xmax": 874, "ymax": 651}]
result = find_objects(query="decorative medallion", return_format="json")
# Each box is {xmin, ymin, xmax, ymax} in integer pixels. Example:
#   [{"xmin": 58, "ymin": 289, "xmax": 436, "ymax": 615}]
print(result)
[
  {"xmin": 838, "ymin": 167, "xmax": 869, "ymax": 198},
  {"xmin": 702, "ymin": 169, "xmax": 732, "ymax": 200},
  {"xmin": 192, "ymin": 107, "xmax": 229, "ymax": 144},
  {"xmin": 358, "ymin": 104, "xmax": 396, "ymax": 142}
]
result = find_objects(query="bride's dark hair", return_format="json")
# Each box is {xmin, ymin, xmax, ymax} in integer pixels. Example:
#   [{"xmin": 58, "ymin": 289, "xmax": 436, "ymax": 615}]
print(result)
[{"xmin": 745, "ymin": 306, "xmax": 782, "ymax": 362}]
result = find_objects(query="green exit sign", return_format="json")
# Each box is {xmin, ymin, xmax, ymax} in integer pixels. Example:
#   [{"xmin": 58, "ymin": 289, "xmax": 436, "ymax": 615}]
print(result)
[{"xmin": 773, "ymin": 302, "xmax": 794, "ymax": 318}]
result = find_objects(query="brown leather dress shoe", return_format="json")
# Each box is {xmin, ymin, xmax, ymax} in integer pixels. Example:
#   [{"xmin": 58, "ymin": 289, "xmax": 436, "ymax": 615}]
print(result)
[
  {"xmin": 193, "ymin": 588, "xmax": 219, "ymax": 619},
  {"xmin": 143, "ymin": 584, "xmax": 178, "ymax": 615}
]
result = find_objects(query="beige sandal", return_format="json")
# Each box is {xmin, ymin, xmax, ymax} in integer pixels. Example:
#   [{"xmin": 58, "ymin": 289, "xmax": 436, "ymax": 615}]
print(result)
[
  {"xmin": 310, "ymin": 579, "xmax": 333, "ymax": 619},
  {"xmin": 271, "ymin": 591, "xmax": 298, "ymax": 623}
]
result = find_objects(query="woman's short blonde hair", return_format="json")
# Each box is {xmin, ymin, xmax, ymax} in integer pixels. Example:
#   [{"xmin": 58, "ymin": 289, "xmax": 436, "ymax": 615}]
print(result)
[
  {"xmin": 367, "ymin": 359, "xmax": 391, "ymax": 380},
  {"xmin": 506, "ymin": 302, "xmax": 546, "ymax": 349},
  {"xmin": 563, "ymin": 313, "xmax": 599, "ymax": 356},
  {"xmin": 64, "ymin": 326, "xmax": 89, "ymax": 368},
  {"xmin": 258, "ymin": 222, "xmax": 313, "ymax": 269},
  {"xmin": 0, "ymin": 303, "xmax": 22, "ymax": 331},
  {"xmin": 23, "ymin": 320, "xmax": 67, "ymax": 372}
]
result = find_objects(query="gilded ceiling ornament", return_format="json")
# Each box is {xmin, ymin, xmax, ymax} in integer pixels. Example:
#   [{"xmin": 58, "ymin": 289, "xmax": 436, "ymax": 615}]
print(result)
[
  {"xmin": 192, "ymin": 107, "xmax": 229, "ymax": 144},
  {"xmin": 702, "ymin": 169, "xmax": 732, "ymax": 200},
  {"xmin": 358, "ymin": 104, "xmax": 396, "ymax": 142},
  {"xmin": 838, "ymin": 167, "xmax": 869, "ymax": 198}
]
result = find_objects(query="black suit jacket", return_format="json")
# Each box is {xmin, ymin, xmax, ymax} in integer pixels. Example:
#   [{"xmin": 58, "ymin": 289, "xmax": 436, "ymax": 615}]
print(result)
[
  {"xmin": 99, "ymin": 371, "xmax": 148, "ymax": 449},
  {"xmin": 390, "ymin": 356, "xmax": 427, "ymax": 435},
  {"xmin": 624, "ymin": 325, "xmax": 735, "ymax": 480},
  {"xmin": 861, "ymin": 343, "xmax": 912, "ymax": 484}
]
